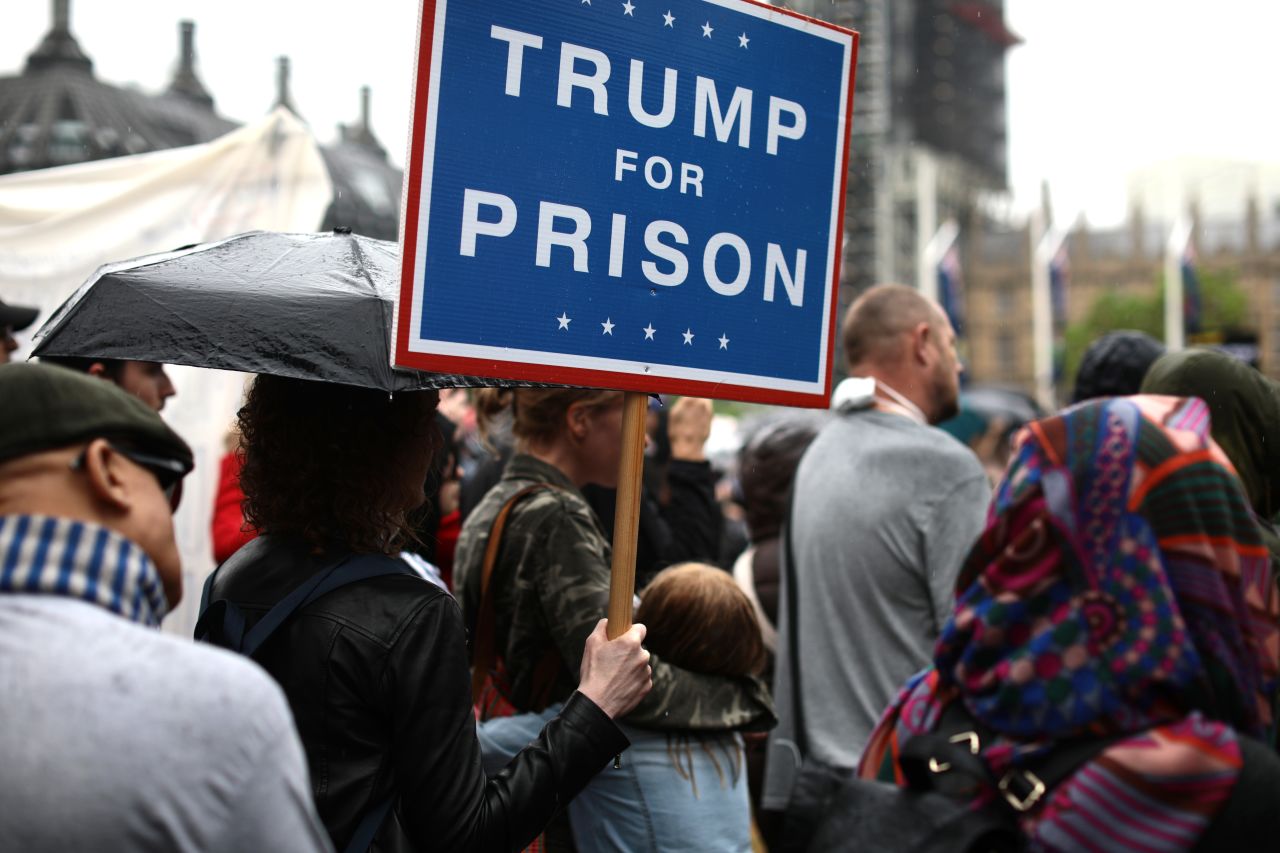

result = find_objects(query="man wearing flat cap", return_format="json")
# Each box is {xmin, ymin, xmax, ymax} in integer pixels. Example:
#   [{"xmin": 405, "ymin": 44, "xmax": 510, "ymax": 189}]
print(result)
[
  {"xmin": 0, "ymin": 297, "xmax": 39, "ymax": 365},
  {"xmin": 0, "ymin": 363, "xmax": 332, "ymax": 852}
]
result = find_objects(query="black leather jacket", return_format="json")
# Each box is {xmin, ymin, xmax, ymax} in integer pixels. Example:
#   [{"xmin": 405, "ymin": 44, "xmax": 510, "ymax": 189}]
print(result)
[{"xmin": 210, "ymin": 536, "xmax": 628, "ymax": 853}]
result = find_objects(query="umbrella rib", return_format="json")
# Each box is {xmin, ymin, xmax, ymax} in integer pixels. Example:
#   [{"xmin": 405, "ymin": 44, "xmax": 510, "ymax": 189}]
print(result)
[{"xmin": 347, "ymin": 236, "xmax": 380, "ymax": 295}]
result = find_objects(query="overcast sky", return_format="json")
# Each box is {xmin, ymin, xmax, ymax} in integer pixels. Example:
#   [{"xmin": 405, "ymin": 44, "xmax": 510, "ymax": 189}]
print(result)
[{"xmin": 2, "ymin": 1, "xmax": 1276, "ymax": 227}]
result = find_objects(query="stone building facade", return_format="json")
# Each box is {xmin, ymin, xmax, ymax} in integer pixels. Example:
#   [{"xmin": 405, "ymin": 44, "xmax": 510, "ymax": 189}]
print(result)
[{"xmin": 964, "ymin": 201, "xmax": 1280, "ymax": 395}]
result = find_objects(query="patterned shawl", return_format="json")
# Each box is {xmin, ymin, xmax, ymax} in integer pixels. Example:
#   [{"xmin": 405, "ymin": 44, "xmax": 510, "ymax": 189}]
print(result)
[{"xmin": 858, "ymin": 396, "xmax": 1280, "ymax": 851}]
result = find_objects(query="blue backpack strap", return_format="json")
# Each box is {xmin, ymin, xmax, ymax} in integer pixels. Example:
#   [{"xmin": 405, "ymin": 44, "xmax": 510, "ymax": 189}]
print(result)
[
  {"xmin": 254, "ymin": 557, "xmax": 410, "ymax": 852},
  {"xmin": 238, "ymin": 555, "xmax": 415, "ymax": 657},
  {"xmin": 344, "ymin": 796, "xmax": 394, "ymax": 853},
  {"xmin": 198, "ymin": 564, "xmax": 219, "ymax": 617},
  {"xmin": 195, "ymin": 554, "xmax": 414, "ymax": 852},
  {"xmin": 194, "ymin": 554, "xmax": 416, "ymax": 656}
]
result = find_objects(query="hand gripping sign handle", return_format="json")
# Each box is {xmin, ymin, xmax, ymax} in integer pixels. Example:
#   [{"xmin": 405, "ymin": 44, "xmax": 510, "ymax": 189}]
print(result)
[{"xmin": 607, "ymin": 391, "xmax": 649, "ymax": 639}]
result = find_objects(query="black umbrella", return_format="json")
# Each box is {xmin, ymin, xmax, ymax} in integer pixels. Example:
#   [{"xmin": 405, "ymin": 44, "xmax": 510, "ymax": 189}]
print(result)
[
  {"xmin": 32, "ymin": 229, "xmax": 527, "ymax": 393},
  {"xmin": 961, "ymin": 386, "xmax": 1044, "ymax": 427}
]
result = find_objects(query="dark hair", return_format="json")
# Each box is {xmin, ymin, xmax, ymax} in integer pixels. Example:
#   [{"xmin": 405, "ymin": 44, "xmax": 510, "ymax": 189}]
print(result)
[
  {"xmin": 38, "ymin": 355, "xmax": 126, "ymax": 380},
  {"xmin": 1071, "ymin": 331, "xmax": 1165, "ymax": 403},
  {"xmin": 738, "ymin": 415, "xmax": 824, "ymax": 542},
  {"xmin": 637, "ymin": 563, "xmax": 765, "ymax": 677},
  {"xmin": 237, "ymin": 375, "xmax": 440, "ymax": 554}
]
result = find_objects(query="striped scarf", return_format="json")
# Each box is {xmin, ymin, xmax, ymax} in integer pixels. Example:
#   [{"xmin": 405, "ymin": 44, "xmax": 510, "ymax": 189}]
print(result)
[{"xmin": 0, "ymin": 514, "xmax": 168, "ymax": 627}]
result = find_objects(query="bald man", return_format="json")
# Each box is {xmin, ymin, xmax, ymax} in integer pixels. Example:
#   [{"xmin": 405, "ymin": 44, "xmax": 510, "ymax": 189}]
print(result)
[{"xmin": 763, "ymin": 285, "xmax": 989, "ymax": 831}]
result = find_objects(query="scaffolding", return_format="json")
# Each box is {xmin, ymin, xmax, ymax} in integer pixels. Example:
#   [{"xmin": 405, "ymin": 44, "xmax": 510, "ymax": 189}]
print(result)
[{"xmin": 780, "ymin": 0, "xmax": 1014, "ymax": 347}]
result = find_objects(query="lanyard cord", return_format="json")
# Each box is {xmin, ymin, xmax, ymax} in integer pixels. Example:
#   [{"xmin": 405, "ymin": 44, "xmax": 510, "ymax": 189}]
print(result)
[{"xmin": 873, "ymin": 380, "xmax": 927, "ymax": 425}]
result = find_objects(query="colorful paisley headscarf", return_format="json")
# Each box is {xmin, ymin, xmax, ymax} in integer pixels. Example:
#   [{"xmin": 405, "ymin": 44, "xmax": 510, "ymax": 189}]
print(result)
[{"xmin": 859, "ymin": 396, "xmax": 1280, "ymax": 851}]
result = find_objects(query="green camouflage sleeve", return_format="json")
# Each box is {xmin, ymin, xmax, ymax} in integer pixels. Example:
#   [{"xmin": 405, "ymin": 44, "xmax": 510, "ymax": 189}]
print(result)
[
  {"xmin": 629, "ymin": 656, "xmax": 776, "ymax": 733},
  {"xmin": 534, "ymin": 504, "xmax": 777, "ymax": 733}
]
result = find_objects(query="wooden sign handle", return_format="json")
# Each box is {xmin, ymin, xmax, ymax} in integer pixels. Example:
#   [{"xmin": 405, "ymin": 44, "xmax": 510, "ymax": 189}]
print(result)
[{"xmin": 607, "ymin": 391, "xmax": 649, "ymax": 639}]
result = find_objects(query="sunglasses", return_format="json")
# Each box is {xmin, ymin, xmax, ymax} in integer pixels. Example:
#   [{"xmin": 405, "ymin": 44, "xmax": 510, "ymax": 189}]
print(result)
[{"xmin": 71, "ymin": 443, "xmax": 188, "ymax": 511}]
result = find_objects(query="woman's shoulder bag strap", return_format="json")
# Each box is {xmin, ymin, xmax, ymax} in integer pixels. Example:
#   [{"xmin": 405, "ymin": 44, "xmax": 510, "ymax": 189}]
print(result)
[{"xmin": 470, "ymin": 483, "xmax": 559, "ymax": 706}]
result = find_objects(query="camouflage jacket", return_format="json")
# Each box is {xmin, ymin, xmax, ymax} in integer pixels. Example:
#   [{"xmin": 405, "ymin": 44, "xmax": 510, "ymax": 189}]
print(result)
[{"xmin": 455, "ymin": 454, "xmax": 775, "ymax": 733}]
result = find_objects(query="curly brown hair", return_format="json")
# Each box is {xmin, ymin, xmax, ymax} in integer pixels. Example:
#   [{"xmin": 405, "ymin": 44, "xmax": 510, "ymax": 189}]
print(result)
[{"xmin": 237, "ymin": 375, "xmax": 440, "ymax": 555}]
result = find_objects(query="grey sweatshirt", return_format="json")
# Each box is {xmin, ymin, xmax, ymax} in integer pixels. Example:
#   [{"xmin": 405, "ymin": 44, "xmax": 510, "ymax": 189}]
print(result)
[{"xmin": 763, "ymin": 406, "xmax": 989, "ymax": 809}]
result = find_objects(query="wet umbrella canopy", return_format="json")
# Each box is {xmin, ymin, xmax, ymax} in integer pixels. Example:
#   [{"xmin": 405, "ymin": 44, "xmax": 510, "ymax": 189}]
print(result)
[
  {"xmin": 32, "ymin": 229, "xmax": 526, "ymax": 392},
  {"xmin": 961, "ymin": 386, "xmax": 1042, "ymax": 427}
]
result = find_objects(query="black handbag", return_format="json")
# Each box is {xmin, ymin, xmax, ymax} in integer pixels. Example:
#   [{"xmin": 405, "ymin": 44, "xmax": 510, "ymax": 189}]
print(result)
[
  {"xmin": 808, "ymin": 708, "xmax": 1131, "ymax": 853},
  {"xmin": 775, "ymin": 495, "xmax": 1119, "ymax": 853},
  {"xmin": 806, "ymin": 703, "xmax": 1024, "ymax": 853}
]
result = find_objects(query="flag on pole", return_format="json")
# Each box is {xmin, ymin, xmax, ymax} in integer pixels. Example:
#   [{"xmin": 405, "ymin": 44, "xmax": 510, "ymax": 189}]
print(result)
[
  {"xmin": 1049, "ymin": 238, "xmax": 1070, "ymax": 330},
  {"xmin": 1181, "ymin": 242, "xmax": 1202, "ymax": 335},
  {"xmin": 1163, "ymin": 220, "xmax": 1192, "ymax": 352},
  {"xmin": 937, "ymin": 242, "xmax": 965, "ymax": 336}
]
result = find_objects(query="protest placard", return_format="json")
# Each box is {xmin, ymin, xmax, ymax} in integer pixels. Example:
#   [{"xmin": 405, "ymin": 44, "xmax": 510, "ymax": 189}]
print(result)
[{"xmin": 395, "ymin": 0, "xmax": 858, "ymax": 408}]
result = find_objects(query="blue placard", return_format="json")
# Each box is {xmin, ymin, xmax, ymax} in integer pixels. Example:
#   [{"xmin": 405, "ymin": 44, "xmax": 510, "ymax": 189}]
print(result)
[{"xmin": 396, "ymin": 0, "xmax": 857, "ymax": 406}]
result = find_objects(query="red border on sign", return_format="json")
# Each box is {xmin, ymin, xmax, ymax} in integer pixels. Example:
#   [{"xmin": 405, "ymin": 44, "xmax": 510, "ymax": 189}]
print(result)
[
  {"xmin": 395, "ymin": 0, "xmax": 438, "ymax": 378},
  {"xmin": 395, "ymin": 1, "xmax": 859, "ymax": 409}
]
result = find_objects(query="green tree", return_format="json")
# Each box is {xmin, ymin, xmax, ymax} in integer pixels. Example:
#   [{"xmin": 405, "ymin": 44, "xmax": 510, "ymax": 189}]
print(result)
[{"xmin": 1061, "ymin": 268, "xmax": 1249, "ymax": 392}]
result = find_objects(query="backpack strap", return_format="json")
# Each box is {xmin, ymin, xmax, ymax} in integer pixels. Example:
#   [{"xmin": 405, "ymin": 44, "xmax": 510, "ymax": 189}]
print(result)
[
  {"xmin": 195, "ymin": 554, "xmax": 415, "ymax": 656},
  {"xmin": 343, "ymin": 797, "xmax": 394, "ymax": 853},
  {"xmin": 470, "ymin": 483, "xmax": 560, "ymax": 706},
  {"xmin": 995, "ymin": 731, "xmax": 1130, "ymax": 813},
  {"xmin": 198, "ymin": 563, "xmax": 219, "ymax": 620},
  {"xmin": 781, "ymin": 485, "xmax": 811, "ymax": 758},
  {"xmin": 195, "ymin": 553, "xmax": 417, "ymax": 853}
]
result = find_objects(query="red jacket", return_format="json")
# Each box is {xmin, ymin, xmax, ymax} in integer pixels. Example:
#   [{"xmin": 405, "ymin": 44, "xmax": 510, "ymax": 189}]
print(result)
[{"xmin": 211, "ymin": 451, "xmax": 257, "ymax": 564}]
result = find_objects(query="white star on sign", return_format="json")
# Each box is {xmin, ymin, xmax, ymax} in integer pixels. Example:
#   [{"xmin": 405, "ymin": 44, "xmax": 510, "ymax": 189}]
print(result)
[
  {"xmin": 663, "ymin": 10, "xmax": 675, "ymax": 27},
  {"xmin": 581, "ymin": 0, "xmax": 591, "ymax": 5},
  {"xmin": 702, "ymin": 21, "xmax": 714, "ymax": 38},
  {"xmin": 557, "ymin": 313, "xmax": 572, "ymax": 330},
  {"xmin": 622, "ymin": 0, "xmax": 635, "ymax": 15},
  {"xmin": 601, "ymin": 318, "xmax": 615, "ymax": 335},
  {"xmin": 718, "ymin": 334, "xmax": 730, "ymax": 350},
  {"xmin": 738, "ymin": 32, "xmax": 750, "ymax": 48},
  {"xmin": 682, "ymin": 328, "xmax": 695, "ymax": 345},
  {"xmin": 643, "ymin": 323, "xmax": 657, "ymax": 341}
]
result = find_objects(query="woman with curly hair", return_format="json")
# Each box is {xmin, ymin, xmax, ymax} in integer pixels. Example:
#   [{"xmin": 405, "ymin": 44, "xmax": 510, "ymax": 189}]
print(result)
[{"xmin": 205, "ymin": 375, "xmax": 654, "ymax": 853}]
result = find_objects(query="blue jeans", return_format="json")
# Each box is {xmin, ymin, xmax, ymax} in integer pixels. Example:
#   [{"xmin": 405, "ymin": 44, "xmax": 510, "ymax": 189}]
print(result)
[{"xmin": 478, "ymin": 705, "xmax": 751, "ymax": 852}]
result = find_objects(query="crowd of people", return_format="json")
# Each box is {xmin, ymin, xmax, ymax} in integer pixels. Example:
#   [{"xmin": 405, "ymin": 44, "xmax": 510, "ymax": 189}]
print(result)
[{"xmin": 3, "ymin": 281, "xmax": 1280, "ymax": 852}]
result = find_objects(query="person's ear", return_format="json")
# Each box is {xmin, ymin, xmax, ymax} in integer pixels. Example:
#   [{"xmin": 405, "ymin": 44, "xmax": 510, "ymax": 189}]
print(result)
[
  {"xmin": 86, "ymin": 362, "xmax": 109, "ymax": 380},
  {"xmin": 80, "ymin": 439, "xmax": 132, "ymax": 512},
  {"xmin": 566, "ymin": 403, "xmax": 591, "ymax": 442},
  {"xmin": 913, "ymin": 322, "xmax": 933, "ymax": 366}
]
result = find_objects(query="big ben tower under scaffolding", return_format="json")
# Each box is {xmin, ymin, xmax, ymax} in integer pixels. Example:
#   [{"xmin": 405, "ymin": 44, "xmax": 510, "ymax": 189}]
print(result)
[{"xmin": 781, "ymin": 0, "xmax": 1018, "ymax": 334}]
